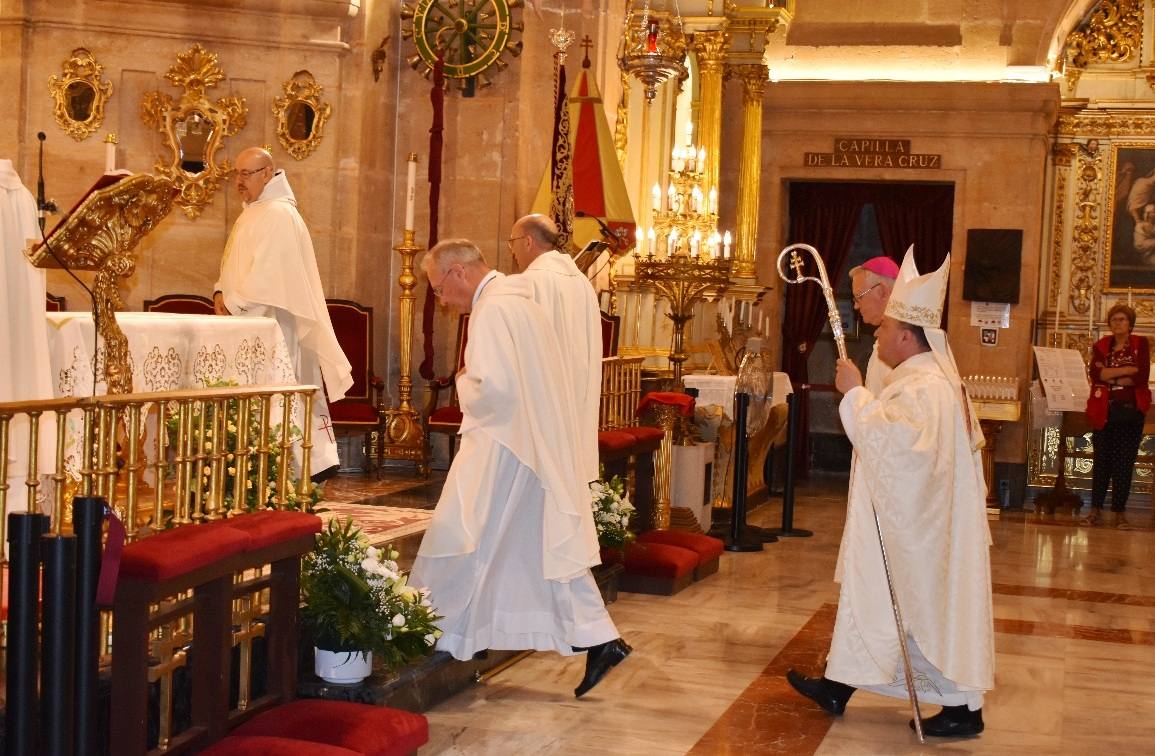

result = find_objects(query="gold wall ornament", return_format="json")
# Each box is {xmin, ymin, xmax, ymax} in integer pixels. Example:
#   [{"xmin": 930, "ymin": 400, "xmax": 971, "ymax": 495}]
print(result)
[
  {"xmin": 49, "ymin": 48, "xmax": 113, "ymax": 142},
  {"xmin": 140, "ymin": 44, "xmax": 247, "ymax": 220},
  {"xmin": 1069, "ymin": 146, "xmax": 1102, "ymax": 316},
  {"xmin": 1065, "ymin": 0, "xmax": 1142, "ymax": 69},
  {"xmin": 25, "ymin": 175, "xmax": 178, "ymax": 394},
  {"xmin": 272, "ymin": 70, "xmax": 331, "ymax": 161}
]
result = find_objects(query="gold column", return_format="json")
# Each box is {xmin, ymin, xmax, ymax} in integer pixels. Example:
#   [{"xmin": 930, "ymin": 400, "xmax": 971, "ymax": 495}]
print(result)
[
  {"xmin": 692, "ymin": 30, "xmax": 728, "ymax": 198},
  {"xmin": 731, "ymin": 64, "xmax": 768, "ymax": 280}
]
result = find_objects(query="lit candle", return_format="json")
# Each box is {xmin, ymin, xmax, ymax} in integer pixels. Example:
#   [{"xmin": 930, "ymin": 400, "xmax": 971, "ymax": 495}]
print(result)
[
  {"xmin": 104, "ymin": 133, "xmax": 117, "ymax": 174},
  {"xmin": 685, "ymin": 121, "xmax": 693, "ymax": 146},
  {"xmin": 405, "ymin": 153, "xmax": 417, "ymax": 233},
  {"xmin": 635, "ymin": 226, "xmax": 644, "ymax": 257},
  {"xmin": 647, "ymin": 228, "xmax": 656, "ymax": 258},
  {"xmin": 697, "ymin": 147, "xmax": 706, "ymax": 173},
  {"xmin": 651, "ymin": 183, "xmax": 661, "ymax": 211},
  {"xmin": 723, "ymin": 230, "xmax": 732, "ymax": 259},
  {"xmin": 708, "ymin": 187, "xmax": 717, "ymax": 214},
  {"xmin": 668, "ymin": 229, "xmax": 678, "ymax": 257}
]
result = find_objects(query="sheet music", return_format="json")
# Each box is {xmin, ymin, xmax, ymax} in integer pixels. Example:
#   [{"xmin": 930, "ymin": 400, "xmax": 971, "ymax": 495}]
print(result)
[{"xmin": 1032, "ymin": 346, "xmax": 1089, "ymax": 412}]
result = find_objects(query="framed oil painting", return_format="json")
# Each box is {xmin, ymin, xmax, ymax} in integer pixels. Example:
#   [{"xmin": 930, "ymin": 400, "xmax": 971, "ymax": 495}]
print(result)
[{"xmin": 1106, "ymin": 143, "xmax": 1155, "ymax": 291}]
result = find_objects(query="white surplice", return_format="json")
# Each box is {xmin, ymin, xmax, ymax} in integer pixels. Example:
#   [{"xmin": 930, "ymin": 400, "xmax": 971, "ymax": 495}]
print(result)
[
  {"xmin": 521, "ymin": 250, "xmax": 602, "ymax": 483},
  {"xmin": 829, "ymin": 351, "xmax": 994, "ymax": 710},
  {"xmin": 215, "ymin": 170, "xmax": 351, "ymax": 472},
  {"xmin": 411, "ymin": 275, "xmax": 615, "ymax": 661},
  {"xmin": 0, "ymin": 160, "xmax": 54, "ymax": 511}
]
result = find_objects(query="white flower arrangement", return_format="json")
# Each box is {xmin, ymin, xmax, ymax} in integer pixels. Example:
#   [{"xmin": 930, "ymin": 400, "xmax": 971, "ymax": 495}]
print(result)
[{"xmin": 590, "ymin": 472, "xmax": 636, "ymax": 549}]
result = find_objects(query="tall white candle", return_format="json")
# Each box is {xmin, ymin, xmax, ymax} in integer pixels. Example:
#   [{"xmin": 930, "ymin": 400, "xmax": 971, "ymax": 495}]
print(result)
[
  {"xmin": 723, "ymin": 230, "xmax": 732, "ymax": 259},
  {"xmin": 405, "ymin": 153, "xmax": 417, "ymax": 232},
  {"xmin": 104, "ymin": 133, "xmax": 117, "ymax": 174}
]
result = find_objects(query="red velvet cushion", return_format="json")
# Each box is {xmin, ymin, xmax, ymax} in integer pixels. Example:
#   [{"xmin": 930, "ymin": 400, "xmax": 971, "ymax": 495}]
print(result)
[
  {"xmin": 637, "ymin": 530, "xmax": 724, "ymax": 564},
  {"xmin": 637, "ymin": 391, "xmax": 696, "ymax": 417},
  {"xmin": 428, "ymin": 406, "xmax": 463, "ymax": 426},
  {"xmin": 234, "ymin": 699, "xmax": 429, "ymax": 756},
  {"xmin": 621, "ymin": 426, "xmax": 664, "ymax": 444},
  {"xmin": 224, "ymin": 511, "xmax": 322, "ymax": 551},
  {"xmin": 329, "ymin": 400, "xmax": 380, "ymax": 425},
  {"xmin": 119, "ymin": 522, "xmax": 251, "ymax": 582},
  {"xmin": 597, "ymin": 430, "xmax": 635, "ymax": 453},
  {"xmin": 607, "ymin": 542, "xmax": 696, "ymax": 579},
  {"xmin": 200, "ymin": 734, "xmax": 360, "ymax": 755}
]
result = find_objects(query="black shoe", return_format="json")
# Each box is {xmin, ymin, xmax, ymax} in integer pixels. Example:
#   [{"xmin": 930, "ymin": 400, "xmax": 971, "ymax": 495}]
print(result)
[
  {"xmin": 574, "ymin": 638, "xmax": 631, "ymax": 698},
  {"xmin": 310, "ymin": 465, "xmax": 340, "ymax": 484},
  {"xmin": 910, "ymin": 705, "xmax": 984, "ymax": 737},
  {"xmin": 785, "ymin": 669, "xmax": 855, "ymax": 715}
]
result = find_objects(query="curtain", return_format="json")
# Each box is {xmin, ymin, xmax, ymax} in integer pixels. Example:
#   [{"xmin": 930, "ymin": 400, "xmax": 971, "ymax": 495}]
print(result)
[
  {"xmin": 872, "ymin": 183, "xmax": 954, "ymax": 324},
  {"xmin": 781, "ymin": 182, "xmax": 866, "ymax": 478}
]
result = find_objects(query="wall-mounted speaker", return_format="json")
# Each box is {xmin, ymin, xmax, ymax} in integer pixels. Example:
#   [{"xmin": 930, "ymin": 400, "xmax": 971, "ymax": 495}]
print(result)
[{"xmin": 962, "ymin": 229, "xmax": 1022, "ymax": 304}]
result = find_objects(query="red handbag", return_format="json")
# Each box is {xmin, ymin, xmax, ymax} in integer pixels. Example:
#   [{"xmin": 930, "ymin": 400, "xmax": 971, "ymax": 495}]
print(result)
[{"xmin": 1086, "ymin": 384, "xmax": 1109, "ymax": 430}]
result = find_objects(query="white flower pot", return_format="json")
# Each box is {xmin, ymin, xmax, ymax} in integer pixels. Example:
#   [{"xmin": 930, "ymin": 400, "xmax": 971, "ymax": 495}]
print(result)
[{"xmin": 314, "ymin": 647, "xmax": 373, "ymax": 684}]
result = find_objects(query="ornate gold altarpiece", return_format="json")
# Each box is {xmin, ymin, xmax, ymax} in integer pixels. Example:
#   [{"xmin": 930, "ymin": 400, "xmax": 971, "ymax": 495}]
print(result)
[{"xmin": 26, "ymin": 174, "xmax": 178, "ymax": 394}]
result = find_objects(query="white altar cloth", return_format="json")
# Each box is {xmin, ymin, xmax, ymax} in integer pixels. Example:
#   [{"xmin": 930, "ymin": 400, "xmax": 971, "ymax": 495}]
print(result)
[{"xmin": 683, "ymin": 372, "xmax": 794, "ymax": 420}]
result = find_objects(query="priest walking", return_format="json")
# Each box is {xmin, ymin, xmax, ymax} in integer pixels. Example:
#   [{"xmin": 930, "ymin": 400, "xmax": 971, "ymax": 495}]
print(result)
[
  {"xmin": 787, "ymin": 250, "xmax": 994, "ymax": 737},
  {"xmin": 411, "ymin": 239, "xmax": 629, "ymax": 698},
  {"xmin": 214, "ymin": 147, "xmax": 351, "ymax": 480},
  {"xmin": 509, "ymin": 213, "xmax": 602, "ymax": 486}
]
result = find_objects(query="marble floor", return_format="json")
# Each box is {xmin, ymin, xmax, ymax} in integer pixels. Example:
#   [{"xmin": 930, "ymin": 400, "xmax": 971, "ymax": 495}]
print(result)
[{"xmin": 378, "ymin": 472, "xmax": 1155, "ymax": 755}]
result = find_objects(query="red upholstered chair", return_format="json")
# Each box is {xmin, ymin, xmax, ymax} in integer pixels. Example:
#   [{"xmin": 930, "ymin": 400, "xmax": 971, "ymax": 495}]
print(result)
[
  {"xmin": 143, "ymin": 293, "xmax": 216, "ymax": 315},
  {"xmin": 423, "ymin": 314, "xmax": 469, "ymax": 462},
  {"xmin": 599, "ymin": 310, "xmax": 620, "ymax": 358},
  {"xmin": 45, "ymin": 292, "xmax": 66, "ymax": 312},
  {"xmin": 326, "ymin": 299, "xmax": 386, "ymax": 473}
]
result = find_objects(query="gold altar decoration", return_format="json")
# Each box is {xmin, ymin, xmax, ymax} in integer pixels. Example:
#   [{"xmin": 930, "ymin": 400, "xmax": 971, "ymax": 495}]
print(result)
[
  {"xmin": 380, "ymin": 225, "xmax": 428, "ymax": 475},
  {"xmin": 273, "ymin": 70, "xmax": 331, "ymax": 161},
  {"xmin": 26, "ymin": 174, "xmax": 178, "ymax": 394},
  {"xmin": 1065, "ymin": 0, "xmax": 1142, "ymax": 69},
  {"xmin": 49, "ymin": 47, "xmax": 113, "ymax": 142},
  {"xmin": 140, "ymin": 44, "xmax": 247, "ymax": 219},
  {"xmin": 729, "ymin": 63, "xmax": 768, "ymax": 280},
  {"xmin": 617, "ymin": 0, "xmax": 687, "ymax": 102}
]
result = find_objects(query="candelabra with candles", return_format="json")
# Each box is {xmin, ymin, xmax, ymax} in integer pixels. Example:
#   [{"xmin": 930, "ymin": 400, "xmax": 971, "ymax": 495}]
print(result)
[{"xmin": 635, "ymin": 126, "xmax": 731, "ymax": 384}]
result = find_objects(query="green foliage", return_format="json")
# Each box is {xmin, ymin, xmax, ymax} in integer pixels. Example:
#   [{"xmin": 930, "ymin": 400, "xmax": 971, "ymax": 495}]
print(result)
[{"xmin": 300, "ymin": 517, "xmax": 442, "ymax": 671}]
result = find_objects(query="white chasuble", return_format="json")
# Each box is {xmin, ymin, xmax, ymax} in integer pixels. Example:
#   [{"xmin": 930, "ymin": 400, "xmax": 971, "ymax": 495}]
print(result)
[
  {"xmin": 828, "ymin": 352, "xmax": 994, "ymax": 709},
  {"xmin": 411, "ymin": 276, "xmax": 614, "ymax": 660},
  {"xmin": 215, "ymin": 170, "xmax": 351, "ymax": 471},
  {"xmin": 522, "ymin": 250, "xmax": 602, "ymax": 483},
  {"xmin": 0, "ymin": 160, "xmax": 54, "ymax": 511}
]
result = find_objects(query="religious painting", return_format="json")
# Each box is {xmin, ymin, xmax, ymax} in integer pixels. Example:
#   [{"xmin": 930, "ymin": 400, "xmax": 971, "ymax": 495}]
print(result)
[{"xmin": 1106, "ymin": 144, "xmax": 1155, "ymax": 291}]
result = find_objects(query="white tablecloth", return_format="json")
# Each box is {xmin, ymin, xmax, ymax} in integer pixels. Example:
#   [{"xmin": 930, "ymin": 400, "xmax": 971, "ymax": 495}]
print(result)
[
  {"xmin": 46, "ymin": 312, "xmax": 296, "ymax": 396},
  {"xmin": 683, "ymin": 372, "xmax": 794, "ymax": 420}
]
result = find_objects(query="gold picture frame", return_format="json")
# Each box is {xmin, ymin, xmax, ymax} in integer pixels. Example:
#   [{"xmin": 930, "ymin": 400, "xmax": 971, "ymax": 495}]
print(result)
[
  {"xmin": 140, "ymin": 44, "xmax": 247, "ymax": 219},
  {"xmin": 1104, "ymin": 141, "xmax": 1155, "ymax": 292},
  {"xmin": 49, "ymin": 48, "xmax": 113, "ymax": 142},
  {"xmin": 272, "ymin": 70, "xmax": 331, "ymax": 161}
]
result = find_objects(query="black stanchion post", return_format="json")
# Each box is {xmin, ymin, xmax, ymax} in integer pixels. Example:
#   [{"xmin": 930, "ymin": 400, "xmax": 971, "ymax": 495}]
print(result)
[
  {"xmin": 73, "ymin": 497, "xmax": 105, "ymax": 756},
  {"xmin": 41, "ymin": 532, "xmax": 78, "ymax": 756},
  {"xmin": 725, "ymin": 393, "xmax": 763, "ymax": 552},
  {"xmin": 6, "ymin": 512, "xmax": 51, "ymax": 756},
  {"xmin": 768, "ymin": 391, "xmax": 813, "ymax": 538}
]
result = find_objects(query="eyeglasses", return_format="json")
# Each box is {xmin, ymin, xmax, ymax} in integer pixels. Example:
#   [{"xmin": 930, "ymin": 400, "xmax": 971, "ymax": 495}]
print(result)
[
  {"xmin": 506, "ymin": 235, "xmax": 527, "ymax": 248},
  {"xmin": 430, "ymin": 267, "xmax": 458, "ymax": 297},
  {"xmin": 852, "ymin": 282, "xmax": 881, "ymax": 303},
  {"xmin": 237, "ymin": 166, "xmax": 269, "ymax": 178}
]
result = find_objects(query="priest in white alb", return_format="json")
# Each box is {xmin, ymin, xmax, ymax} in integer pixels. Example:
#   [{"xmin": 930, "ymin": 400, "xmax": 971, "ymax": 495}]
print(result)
[
  {"xmin": 509, "ymin": 213, "xmax": 602, "ymax": 485},
  {"xmin": 787, "ymin": 250, "xmax": 994, "ymax": 738},
  {"xmin": 411, "ymin": 239, "xmax": 630, "ymax": 699},
  {"xmin": 1, "ymin": 159, "xmax": 55, "ymax": 512},
  {"xmin": 213, "ymin": 147, "xmax": 351, "ymax": 480}
]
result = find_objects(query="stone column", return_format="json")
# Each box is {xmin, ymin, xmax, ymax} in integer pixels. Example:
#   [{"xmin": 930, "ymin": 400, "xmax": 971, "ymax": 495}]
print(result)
[
  {"xmin": 731, "ymin": 64, "xmax": 768, "ymax": 280},
  {"xmin": 692, "ymin": 30, "xmax": 728, "ymax": 198}
]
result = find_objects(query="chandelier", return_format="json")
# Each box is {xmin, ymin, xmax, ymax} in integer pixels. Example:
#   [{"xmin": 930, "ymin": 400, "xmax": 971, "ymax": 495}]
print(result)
[{"xmin": 617, "ymin": 0, "xmax": 687, "ymax": 101}]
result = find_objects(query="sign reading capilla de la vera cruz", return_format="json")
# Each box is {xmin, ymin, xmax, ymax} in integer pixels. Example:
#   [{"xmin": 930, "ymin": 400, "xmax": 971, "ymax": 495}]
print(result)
[{"xmin": 805, "ymin": 138, "xmax": 942, "ymax": 169}]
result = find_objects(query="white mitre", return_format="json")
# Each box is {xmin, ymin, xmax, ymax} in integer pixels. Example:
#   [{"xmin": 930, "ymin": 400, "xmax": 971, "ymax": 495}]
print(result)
[{"xmin": 885, "ymin": 246, "xmax": 983, "ymax": 450}]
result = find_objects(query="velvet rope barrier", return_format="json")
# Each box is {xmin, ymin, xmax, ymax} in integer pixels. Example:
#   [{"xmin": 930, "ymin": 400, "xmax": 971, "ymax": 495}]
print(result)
[{"xmin": 418, "ymin": 54, "xmax": 445, "ymax": 381}]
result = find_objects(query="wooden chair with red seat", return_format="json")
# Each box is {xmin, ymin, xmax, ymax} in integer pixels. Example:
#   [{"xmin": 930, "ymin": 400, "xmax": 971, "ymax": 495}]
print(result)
[
  {"xmin": 45, "ymin": 292, "xmax": 66, "ymax": 312},
  {"xmin": 325, "ymin": 299, "xmax": 386, "ymax": 474},
  {"xmin": 143, "ymin": 293, "xmax": 217, "ymax": 315},
  {"xmin": 422, "ymin": 314, "xmax": 469, "ymax": 463}
]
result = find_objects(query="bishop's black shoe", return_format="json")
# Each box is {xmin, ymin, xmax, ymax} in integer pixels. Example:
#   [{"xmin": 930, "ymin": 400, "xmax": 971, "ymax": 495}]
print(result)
[
  {"xmin": 574, "ymin": 638, "xmax": 632, "ymax": 698},
  {"xmin": 785, "ymin": 669, "xmax": 855, "ymax": 715},
  {"xmin": 310, "ymin": 464, "xmax": 340, "ymax": 484},
  {"xmin": 910, "ymin": 705, "xmax": 984, "ymax": 737}
]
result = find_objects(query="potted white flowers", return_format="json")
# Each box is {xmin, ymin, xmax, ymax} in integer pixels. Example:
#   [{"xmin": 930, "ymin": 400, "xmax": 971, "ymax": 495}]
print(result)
[
  {"xmin": 301, "ymin": 517, "xmax": 441, "ymax": 684},
  {"xmin": 590, "ymin": 473, "xmax": 636, "ymax": 550}
]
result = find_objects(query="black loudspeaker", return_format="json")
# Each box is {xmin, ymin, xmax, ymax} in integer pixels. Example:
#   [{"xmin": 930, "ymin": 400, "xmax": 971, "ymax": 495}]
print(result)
[{"xmin": 963, "ymin": 229, "xmax": 1022, "ymax": 304}]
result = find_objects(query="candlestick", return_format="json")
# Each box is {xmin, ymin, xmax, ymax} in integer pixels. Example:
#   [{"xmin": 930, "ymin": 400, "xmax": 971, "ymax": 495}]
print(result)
[
  {"xmin": 723, "ymin": 230, "xmax": 732, "ymax": 259},
  {"xmin": 405, "ymin": 153, "xmax": 417, "ymax": 232},
  {"xmin": 104, "ymin": 133, "xmax": 118, "ymax": 174}
]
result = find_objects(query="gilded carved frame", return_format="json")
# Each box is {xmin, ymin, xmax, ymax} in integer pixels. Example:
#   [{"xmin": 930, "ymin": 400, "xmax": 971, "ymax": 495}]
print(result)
[
  {"xmin": 140, "ymin": 44, "xmax": 247, "ymax": 219},
  {"xmin": 49, "ymin": 48, "xmax": 113, "ymax": 142},
  {"xmin": 272, "ymin": 70, "xmax": 331, "ymax": 161},
  {"xmin": 1103, "ymin": 142, "xmax": 1155, "ymax": 293}
]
